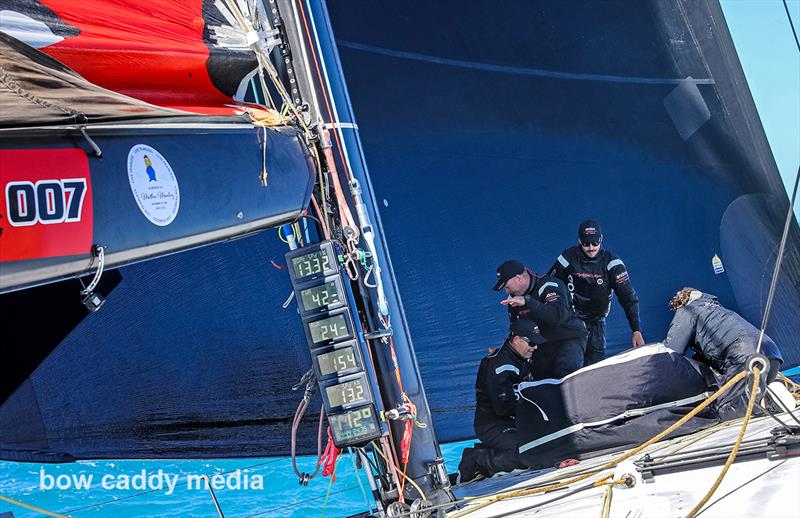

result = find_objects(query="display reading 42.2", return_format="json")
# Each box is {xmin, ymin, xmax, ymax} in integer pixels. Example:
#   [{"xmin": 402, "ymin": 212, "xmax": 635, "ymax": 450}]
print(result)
[{"xmin": 300, "ymin": 281, "xmax": 340, "ymax": 311}]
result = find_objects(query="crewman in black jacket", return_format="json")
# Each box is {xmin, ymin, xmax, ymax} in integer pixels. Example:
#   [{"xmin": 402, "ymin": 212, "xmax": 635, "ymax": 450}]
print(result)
[
  {"xmin": 548, "ymin": 220, "xmax": 644, "ymax": 366},
  {"xmin": 458, "ymin": 319, "xmax": 546, "ymax": 481},
  {"xmin": 494, "ymin": 259, "xmax": 587, "ymax": 379},
  {"xmin": 663, "ymin": 287, "xmax": 783, "ymax": 420}
]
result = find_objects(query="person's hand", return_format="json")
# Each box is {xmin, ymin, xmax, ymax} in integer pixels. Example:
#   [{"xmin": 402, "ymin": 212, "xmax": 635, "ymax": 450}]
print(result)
[
  {"xmin": 501, "ymin": 296, "xmax": 525, "ymax": 307},
  {"xmin": 556, "ymin": 458, "xmax": 580, "ymax": 468},
  {"xmin": 632, "ymin": 331, "xmax": 645, "ymax": 347}
]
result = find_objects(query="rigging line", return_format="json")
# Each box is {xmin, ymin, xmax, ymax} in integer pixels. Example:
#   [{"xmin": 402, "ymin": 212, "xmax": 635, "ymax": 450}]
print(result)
[
  {"xmin": 686, "ymin": 368, "xmax": 761, "ymax": 518},
  {"xmin": 242, "ymin": 484, "xmax": 360, "ymax": 517},
  {"xmin": 756, "ymin": 163, "xmax": 800, "ymax": 354},
  {"xmin": 694, "ymin": 460, "xmax": 788, "ymax": 517},
  {"xmin": 783, "ymin": 0, "xmax": 800, "ymax": 53},
  {"xmin": 63, "ymin": 458, "xmax": 287, "ymax": 514},
  {"xmin": 0, "ymin": 495, "xmax": 69, "ymax": 518},
  {"xmin": 296, "ymin": 0, "xmax": 353, "ymax": 182},
  {"xmin": 336, "ymin": 40, "xmax": 716, "ymax": 86}
]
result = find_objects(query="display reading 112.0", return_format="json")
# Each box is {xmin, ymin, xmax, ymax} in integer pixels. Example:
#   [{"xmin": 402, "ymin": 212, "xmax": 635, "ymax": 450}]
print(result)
[
  {"xmin": 316, "ymin": 346, "xmax": 358, "ymax": 376},
  {"xmin": 300, "ymin": 281, "xmax": 340, "ymax": 311},
  {"xmin": 325, "ymin": 378, "xmax": 367, "ymax": 408},
  {"xmin": 291, "ymin": 250, "xmax": 330, "ymax": 279},
  {"xmin": 329, "ymin": 406, "xmax": 380, "ymax": 446},
  {"xmin": 308, "ymin": 314, "xmax": 349, "ymax": 344}
]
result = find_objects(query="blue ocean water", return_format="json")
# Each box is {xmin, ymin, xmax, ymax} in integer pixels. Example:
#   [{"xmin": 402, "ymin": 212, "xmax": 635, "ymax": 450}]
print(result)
[{"xmin": 0, "ymin": 441, "xmax": 472, "ymax": 517}]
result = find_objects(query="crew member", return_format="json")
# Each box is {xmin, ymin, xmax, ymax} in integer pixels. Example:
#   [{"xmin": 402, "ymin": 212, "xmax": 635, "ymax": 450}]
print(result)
[
  {"xmin": 494, "ymin": 259, "xmax": 587, "ymax": 379},
  {"xmin": 663, "ymin": 287, "xmax": 784, "ymax": 420},
  {"xmin": 458, "ymin": 319, "xmax": 545, "ymax": 482},
  {"xmin": 548, "ymin": 220, "xmax": 643, "ymax": 366}
]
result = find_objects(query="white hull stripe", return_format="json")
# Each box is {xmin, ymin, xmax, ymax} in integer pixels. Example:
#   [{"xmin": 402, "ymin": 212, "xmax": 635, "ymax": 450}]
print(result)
[
  {"xmin": 537, "ymin": 281, "xmax": 559, "ymax": 297},
  {"xmin": 518, "ymin": 392, "xmax": 712, "ymax": 454},
  {"xmin": 557, "ymin": 254, "xmax": 569, "ymax": 267},
  {"xmin": 496, "ymin": 364, "xmax": 519, "ymax": 375},
  {"xmin": 607, "ymin": 258, "xmax": 625, "ymax": 270},
  {"xmin": 517, "ymin": 343, "xmax": 675, "ymax": 389}
]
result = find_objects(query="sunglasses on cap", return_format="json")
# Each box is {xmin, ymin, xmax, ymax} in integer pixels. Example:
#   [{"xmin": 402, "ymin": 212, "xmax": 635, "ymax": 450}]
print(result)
[{"xmin": 580, "ymin": 240, "xmax": 601, "ymax": 247}]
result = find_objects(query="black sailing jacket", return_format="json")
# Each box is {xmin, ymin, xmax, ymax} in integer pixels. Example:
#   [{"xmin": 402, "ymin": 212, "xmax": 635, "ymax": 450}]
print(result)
[
  {"xmin": 549, "ymin": 246, "xmax": 640, "ymax": 331},
  {"xmin": 508, "ymin": 272, "xmax": 587, "ymax": 342},
  {"xmin": 474, "ymin": 342, "xmax": 532, "ymax": 437}
]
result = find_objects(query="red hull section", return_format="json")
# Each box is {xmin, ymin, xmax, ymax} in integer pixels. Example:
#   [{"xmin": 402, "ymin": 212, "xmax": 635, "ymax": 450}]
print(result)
[{"xmin": 1, "ymin": 148, "xmax": 93, "ymax": 262}]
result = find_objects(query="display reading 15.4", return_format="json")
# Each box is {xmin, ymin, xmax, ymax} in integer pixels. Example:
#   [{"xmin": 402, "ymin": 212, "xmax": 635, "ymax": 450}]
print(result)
[
  {"xmin": 308, "ymin": 314, "xmax": 349, "ymax": 344},
  {"xmin": 316, "ymin": 346, "xmax": 358, "ymax": 376},
  {"xmin": 291, "ymin": 250, "xmax": 330, "ymax": 279},
  {"xmin": 325, "ymin": 378, "xmax": 367, "ymax": 408},
  {"xmin": 300, "ymin": 281, "xmax": 340, "ymax": 311}
]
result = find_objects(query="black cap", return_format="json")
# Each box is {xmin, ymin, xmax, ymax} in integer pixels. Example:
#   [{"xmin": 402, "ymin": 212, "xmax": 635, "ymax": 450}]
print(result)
[
  {"xmin": 493, "ymin": 260, "xmax": 525, "ymax": 291},
  {"xmin": 510, "ymin": 319, "xmax": 547, "ymax": 345},
  {"xmin": 578, "ymin": 219, "xmax": 603, "ymax": 245}
]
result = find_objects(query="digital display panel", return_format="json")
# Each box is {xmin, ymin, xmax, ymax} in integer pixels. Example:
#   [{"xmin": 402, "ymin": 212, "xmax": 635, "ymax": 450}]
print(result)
[
  {"xmin": 291, "ymin": 250, "xmax": 331, "ymax": 280},
  {"xmin": 329, "ymin": 406, "xmax": 381, "ymax": 446},
  {"xmin": 315, "ymin": 346, "xmax": 358, "ymax": 377},
  {"xmin": 325, "ymin": 378, "xmax": 368, "ymax": 408},
  {"xmin": 308, "ymin": 314, "xmax": 350, "ymax": 344},
  {"xmin": 300, "ymin": 281, "xmax": 341, "ymax": 312}
]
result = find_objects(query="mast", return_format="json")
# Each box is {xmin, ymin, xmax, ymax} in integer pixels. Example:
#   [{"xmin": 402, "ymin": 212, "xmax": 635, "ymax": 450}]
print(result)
[{"xmin": 295, "ymin": 0, "xmax": 453, "ymax": 506}]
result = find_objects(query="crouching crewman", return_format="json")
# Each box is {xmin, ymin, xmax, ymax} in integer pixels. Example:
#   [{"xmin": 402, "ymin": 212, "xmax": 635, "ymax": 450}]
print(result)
[
  {"xmin": 663, "ymin": 287, "xmax": 784, "ymax": 420},
  {"xmin": 457, "ymin": 319, "xmax": 546, "ymax": 482}
]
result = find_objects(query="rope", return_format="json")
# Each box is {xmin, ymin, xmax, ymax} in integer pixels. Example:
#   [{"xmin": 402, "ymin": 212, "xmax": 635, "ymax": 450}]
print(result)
[
  {"xmin": 0, "ymin": 494, "xmax": 70, "ymax": 517},
  {"xmin": 319, "ymin": 455, "xmax": 341, "ymax": 518},
  {"xmin": 370, "ymin": 439, "xmax": 427, "ymax": 501},
  {"xmin": 450, "ymin": 370, "xmax": 748, "ymax": 517},
  {"xmin": 685, "ymin": 368, "xmax": 761, "ymax": 517}
]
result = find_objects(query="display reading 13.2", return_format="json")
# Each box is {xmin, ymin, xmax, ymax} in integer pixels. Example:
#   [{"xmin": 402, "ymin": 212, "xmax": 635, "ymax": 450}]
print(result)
[
  {"xmin": 325, "ymin": 378, "xmax": 367, "ymax": 408},
  {"xmin": 291, "ymin": 250, "xmax": 330, "ymax": 279}
]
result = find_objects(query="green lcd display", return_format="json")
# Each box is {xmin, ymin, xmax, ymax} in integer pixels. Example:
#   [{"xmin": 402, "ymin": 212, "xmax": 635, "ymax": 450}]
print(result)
[
  {"xmin": 325, "ymin": 378, "xmax": 368, "ymax": 408},
  {"xmin": 328, "ymin": 406, "xmax": 381, "ymax": 446},
  {"xmin": 291, "ymin": 250, "xmax": 331, "ymax": 280},
  {"xmin": 299, "ymin": 281, "xmax": 341, "ymax": 312},
  {"xmin": 315, "ymin": 346, "xmax": 358, "ymax": 377},
  {"xmin": 308, "ymin": 314, "xmax": 350, "ymax": 344}
]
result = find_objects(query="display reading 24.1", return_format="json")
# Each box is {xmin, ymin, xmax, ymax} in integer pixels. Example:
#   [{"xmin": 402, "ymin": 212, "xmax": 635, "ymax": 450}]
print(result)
[{"xmin": 308, "ymin": 314, "xmax": 349, "ymax": 344}]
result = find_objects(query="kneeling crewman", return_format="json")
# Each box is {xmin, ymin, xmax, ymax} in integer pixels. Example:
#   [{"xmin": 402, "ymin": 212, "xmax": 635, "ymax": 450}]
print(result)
[{"xmin": 458, "ymin": 320, "xmax": 546, "ymax": 481}]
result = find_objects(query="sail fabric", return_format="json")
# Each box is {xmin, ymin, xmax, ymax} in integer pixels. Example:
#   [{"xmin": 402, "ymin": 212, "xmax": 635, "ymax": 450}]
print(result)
[
  {"xmin": 515, "ymin": 345, "xmax": 719, "ymax": 467},
  {"xmin": 0, "ymin": 0, "xmax": 262, "ymax": 114},
  {"xmin": 0, "ymin": 32, "xmax": 188, "ymax": 127},
  {"xmin": 326, "ymin": 0, "xmax": 800, "ymax": 443}
]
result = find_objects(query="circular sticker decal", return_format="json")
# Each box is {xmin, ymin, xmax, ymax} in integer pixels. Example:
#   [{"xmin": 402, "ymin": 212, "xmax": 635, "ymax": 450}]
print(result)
[{"xmin": 127, "ymin": 145, "xmax": 180, "ymax": 226}]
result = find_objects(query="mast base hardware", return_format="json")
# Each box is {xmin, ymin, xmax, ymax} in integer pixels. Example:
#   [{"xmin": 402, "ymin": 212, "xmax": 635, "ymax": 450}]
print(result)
[{"xmin": 427, "ymin": 457, "xmax": 450, "ymax": 489}]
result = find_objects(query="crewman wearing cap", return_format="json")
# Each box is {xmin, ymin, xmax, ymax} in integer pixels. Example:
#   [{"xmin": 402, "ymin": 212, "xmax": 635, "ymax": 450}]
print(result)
[
  {"xmin": 548, "ymin": 219, "xmax": 644, "ymax": 366},
  {"xmin": 457, "ymin": 320, "xmax": 546, "ymax": 481},
  {"xmin": 494, "ymin": 260, "xmax": 587, "ymax": 379}
]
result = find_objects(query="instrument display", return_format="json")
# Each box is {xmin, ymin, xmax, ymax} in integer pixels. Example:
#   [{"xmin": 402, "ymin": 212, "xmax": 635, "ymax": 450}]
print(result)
[
  {"xmin": 307, "ymin": 313, "xmax": 351, "ymax": 345},
  {"xmin": 328, "ymin": 405, "xmax": 381, "ymax": 447},
  {"xmin": 315, "ymin": 344, "xmax": 359, "ymax": 377},
  {"xmin": 299, "ymin": 280, "xmax": 342, "ymax": 313},
  {"xmin": 325, "ymin": 377, "xmax": 369, "ymax": 408}
]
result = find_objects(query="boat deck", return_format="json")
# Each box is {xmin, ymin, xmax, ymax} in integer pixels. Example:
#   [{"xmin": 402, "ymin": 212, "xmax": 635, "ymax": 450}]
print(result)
[{"xmin": 450, "ymin": 412, "xmax": 799, "ymax": 517}]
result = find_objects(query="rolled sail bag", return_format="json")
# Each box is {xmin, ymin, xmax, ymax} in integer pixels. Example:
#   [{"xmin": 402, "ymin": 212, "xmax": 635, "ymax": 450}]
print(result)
[{"xmin": 515, "ymin": 344, "xmax": 720, "ymax": 468}]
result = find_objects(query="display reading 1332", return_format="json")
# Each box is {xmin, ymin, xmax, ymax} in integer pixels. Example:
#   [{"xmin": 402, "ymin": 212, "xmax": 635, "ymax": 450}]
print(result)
[{"xmin": 285, "ymin": 241, "xmax": 382, "ymax": 448}]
